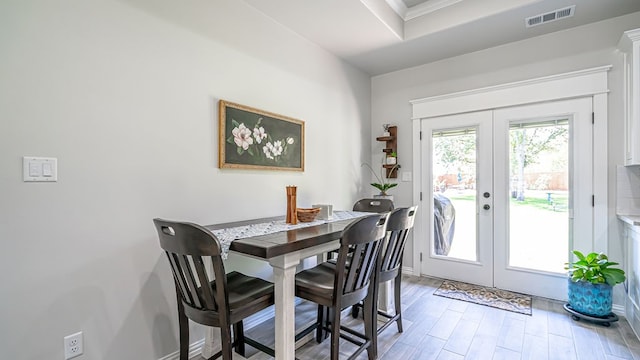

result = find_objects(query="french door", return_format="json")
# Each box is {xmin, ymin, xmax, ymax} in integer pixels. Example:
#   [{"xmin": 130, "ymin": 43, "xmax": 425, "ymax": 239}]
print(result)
[{"xmin": 420, "ymin": 98, "xmax": 593, "ymax": 300}]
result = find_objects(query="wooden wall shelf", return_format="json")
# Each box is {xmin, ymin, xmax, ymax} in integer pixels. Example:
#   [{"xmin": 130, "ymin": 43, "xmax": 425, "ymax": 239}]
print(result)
[{"xmin": 377, "ymin": 126, "xmax": 399, "ymax": 178}]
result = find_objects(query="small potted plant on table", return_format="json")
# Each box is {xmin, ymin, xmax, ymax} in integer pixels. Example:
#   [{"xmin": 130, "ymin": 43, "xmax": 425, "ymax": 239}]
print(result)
[{"xmin": 564, "ymin": 250, "xmax": 626, "ymax": 326}]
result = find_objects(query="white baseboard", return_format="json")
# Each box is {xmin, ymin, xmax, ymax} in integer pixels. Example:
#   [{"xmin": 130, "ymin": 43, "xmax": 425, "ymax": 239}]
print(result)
[
  {"xmin": 613, "ymin": 303, "xmax": 625, "ymax": 317},
  {"xmin": 401, "ymin": 266, "xmax": 414, "ymax": 275},
  {"xmin": 157, "ymin": 338, "xmax": 253, "ymax": 360},
  {"xmin": 157, "ymin": 338, "xmax": 205, "ymax": 360}
]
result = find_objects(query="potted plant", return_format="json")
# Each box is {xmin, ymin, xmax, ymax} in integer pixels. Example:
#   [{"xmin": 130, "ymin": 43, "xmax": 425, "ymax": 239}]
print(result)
[
  {"xmin": 362, "ymin": 162, "xmax": 398, "ymax": 198},
  {"xmin": 386, "ymin": 151, "xmax": 397, "ymax": 165},
  {"xmin": 565, "ymin": 250, "xmax": 626, "ymax": 317}
]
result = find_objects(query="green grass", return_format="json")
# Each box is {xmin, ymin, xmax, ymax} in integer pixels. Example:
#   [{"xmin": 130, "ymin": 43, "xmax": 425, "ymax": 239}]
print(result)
[
  {"xmin": 447, "ymin": 194, "xmax": 475, "ymax": 201},
  {"xmin": 510, "ymin": 195, "xmax": 567, "ymax": 212},
  {"xmin": 446, "ymin": 193, "xmax": 568, "ymax": 212}
]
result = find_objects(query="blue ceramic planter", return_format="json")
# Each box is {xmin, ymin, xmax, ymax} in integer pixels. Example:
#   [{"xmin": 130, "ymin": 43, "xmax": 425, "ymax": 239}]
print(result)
[{"xmin": 567, "ymin": 278, "xmax": 612, "ymax": 317}]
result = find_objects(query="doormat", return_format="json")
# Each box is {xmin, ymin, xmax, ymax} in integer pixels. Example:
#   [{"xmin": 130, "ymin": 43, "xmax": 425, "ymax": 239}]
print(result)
[{"xmin": 434, "ymin": 280, "xmax": 532, "ymax": 315}]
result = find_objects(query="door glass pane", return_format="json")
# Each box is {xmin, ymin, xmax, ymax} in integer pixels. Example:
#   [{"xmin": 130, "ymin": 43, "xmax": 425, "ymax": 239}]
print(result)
[
  {"xmin": 508, "ymin": 119, "xmax": 569, "ymax": 273},
  {"xmin": 432, "ymin": 127, "xmax": 477, "ymax": 261}
]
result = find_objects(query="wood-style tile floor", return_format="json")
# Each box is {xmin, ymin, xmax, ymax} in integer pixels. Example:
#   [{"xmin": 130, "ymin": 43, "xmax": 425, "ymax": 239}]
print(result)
[{"xmin": 198, "ymin": 275, "xmax": 640, "ymax": 360}]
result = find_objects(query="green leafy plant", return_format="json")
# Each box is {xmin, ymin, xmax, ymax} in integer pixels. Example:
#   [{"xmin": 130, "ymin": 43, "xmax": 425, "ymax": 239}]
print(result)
[
  {"xmin": 362, "ymin": 162, "xmax": 398, "ymax": 196},
  {"xmin": 565, "ymin": 250, "xmax": 626, "ymax": 286}
]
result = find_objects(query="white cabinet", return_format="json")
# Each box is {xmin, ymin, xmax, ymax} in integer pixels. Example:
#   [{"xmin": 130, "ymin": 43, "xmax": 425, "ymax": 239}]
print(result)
[
  {"xmin": 624, "ymin": 220, "xmax": 640, "ymax": 337},
  {"xmin": 619, "ymin": 29, "xmax": 640, "ymax": 166}
]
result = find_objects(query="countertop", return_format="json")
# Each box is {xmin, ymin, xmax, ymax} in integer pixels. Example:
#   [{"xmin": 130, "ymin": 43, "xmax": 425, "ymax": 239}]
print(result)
[{"xmin": 618, "ymin": 214, "xmax": 640, "ymax": 226}]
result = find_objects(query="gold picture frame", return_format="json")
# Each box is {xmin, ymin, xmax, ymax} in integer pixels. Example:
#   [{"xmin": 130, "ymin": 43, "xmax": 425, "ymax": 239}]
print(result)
[{"xmin": 218, "ymin": 100, "xmax": 305, "ymax": 171}]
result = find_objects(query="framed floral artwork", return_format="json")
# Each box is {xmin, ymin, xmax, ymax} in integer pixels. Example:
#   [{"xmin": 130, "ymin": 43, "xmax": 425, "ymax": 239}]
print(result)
[{"xmin": 218, "ymin": 100, "xmax": 305, "ymax": 171}]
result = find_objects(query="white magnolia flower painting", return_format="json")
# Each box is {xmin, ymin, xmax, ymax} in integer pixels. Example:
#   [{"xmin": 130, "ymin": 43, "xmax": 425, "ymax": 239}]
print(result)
[{"xmin": 219, "ymin": 100, "xmax": 305, "ymax": 171}]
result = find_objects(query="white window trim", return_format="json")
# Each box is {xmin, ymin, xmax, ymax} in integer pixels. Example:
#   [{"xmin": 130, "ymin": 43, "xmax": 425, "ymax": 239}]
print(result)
[{"xmin": 410, "ymin": 65, "xmax": 610, "ymax": 276}]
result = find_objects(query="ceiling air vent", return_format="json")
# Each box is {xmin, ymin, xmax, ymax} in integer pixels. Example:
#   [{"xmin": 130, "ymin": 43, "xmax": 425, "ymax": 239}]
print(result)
[{"xmin": 525, "ymin": 5, "xmax": 575, "ymax": 28}]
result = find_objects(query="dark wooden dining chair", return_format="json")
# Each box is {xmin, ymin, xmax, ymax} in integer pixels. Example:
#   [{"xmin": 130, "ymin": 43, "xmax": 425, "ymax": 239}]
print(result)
[
  {"xmin": 294, "ymin": 213, "xmax": 389, "ymax": 360},
  {"xmin": 360, "ymin": 206, "xmax": 418, "ymax": 358},
  {"xmin": 352, "ymin": 198, "xmax": 394, "ymax": 213},
  {"xmin": 153, "ymin": 219, "xmax": 275, "ymax": 360},
  {"xmin": 326, "ymin": 198, "xmax": 394, "ymax": 262}
]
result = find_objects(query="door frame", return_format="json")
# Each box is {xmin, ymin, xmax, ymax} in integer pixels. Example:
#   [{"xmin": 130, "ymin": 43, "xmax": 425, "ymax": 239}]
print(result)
[{"xmin": 410, "ymin": 66, "xmax": 610, "ymax": 277}]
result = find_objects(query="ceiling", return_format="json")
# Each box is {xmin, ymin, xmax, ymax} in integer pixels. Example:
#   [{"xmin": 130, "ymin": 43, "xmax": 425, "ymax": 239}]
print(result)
[{"xmin": 241, "ymin": 0, "xmax": 640, "ymax": 75}]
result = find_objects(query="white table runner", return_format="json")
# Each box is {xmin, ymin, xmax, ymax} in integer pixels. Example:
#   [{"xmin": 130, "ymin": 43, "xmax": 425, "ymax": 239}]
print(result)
[{"xmin": 211, "ymin": 210, "xmax": 371, "ymax": 259}]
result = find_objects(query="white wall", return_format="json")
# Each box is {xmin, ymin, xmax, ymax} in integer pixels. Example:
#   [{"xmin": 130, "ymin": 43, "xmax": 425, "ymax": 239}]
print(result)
[
  {"xmin": 0, "ymin": 1, "xmax": 371, "ymax": 359},
  {"xmin": 371, "ymin": 12, "xmax": 640, "ymax": 293}
]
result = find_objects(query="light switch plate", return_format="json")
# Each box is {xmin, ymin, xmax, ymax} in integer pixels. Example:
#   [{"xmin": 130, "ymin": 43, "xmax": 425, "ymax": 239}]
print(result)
[
  {"xmin": 402, "ymin": 171, "xmax": 412, "ymax": 182},
  {"xmin": 23, "ymin": 156, "xmax": 57, "ymax": 182}
]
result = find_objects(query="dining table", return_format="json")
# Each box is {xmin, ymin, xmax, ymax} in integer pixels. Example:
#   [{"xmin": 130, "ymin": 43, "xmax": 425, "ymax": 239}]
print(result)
[{"xmin": 201, "ymin": 210, "xmax": 371, "ymax": 360}]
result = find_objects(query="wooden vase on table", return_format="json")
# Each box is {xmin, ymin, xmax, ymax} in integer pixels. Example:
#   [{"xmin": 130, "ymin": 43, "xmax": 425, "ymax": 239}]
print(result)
[{"xmin": 286, "ymin": 186, "xmax": 298, "ymax": 224}]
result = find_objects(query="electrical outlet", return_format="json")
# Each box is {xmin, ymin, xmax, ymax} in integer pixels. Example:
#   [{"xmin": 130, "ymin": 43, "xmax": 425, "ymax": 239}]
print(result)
[{"xmin": 64, "ymin": 332, "xmax": 83, "ymax": 359}]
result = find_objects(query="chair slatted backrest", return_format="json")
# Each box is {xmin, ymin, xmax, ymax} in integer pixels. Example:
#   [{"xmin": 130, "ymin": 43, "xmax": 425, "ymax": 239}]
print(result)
[
  {"xmin": 352, "ymin": 198, "xmax": 394, "ymax": 213},
  {"xmin": 153, "ymin": 219, "xmax": 229, "ymax": 316},
  {"xmin": 334, "ymin": 213, "xmax": 389, "ymax": 305},
  {"xmin": 379, "ymin": 206, "xmax": 418, "ymax": 281}
]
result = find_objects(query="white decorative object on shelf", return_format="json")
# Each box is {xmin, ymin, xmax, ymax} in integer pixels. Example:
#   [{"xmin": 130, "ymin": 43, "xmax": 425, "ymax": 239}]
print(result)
[{"xmin": 382, "ymin": 123, "xmax": 391, "ymax": 137}]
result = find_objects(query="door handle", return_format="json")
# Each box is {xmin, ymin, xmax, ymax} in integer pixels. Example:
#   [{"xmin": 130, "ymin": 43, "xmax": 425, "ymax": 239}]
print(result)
[{"xmin": 483, "ymin": 204, "xmax": 491, "ymax": 210}]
